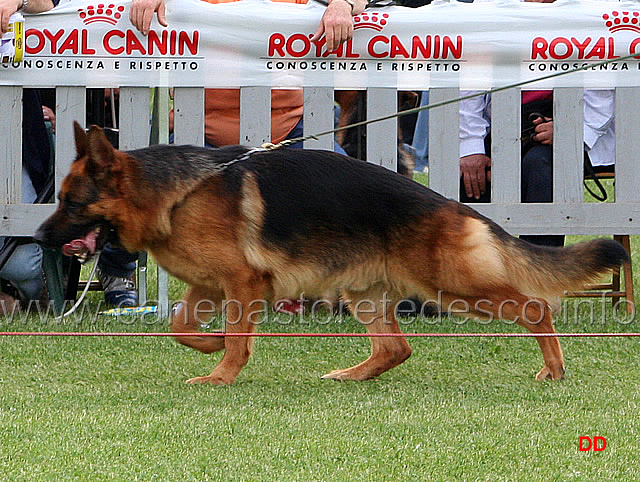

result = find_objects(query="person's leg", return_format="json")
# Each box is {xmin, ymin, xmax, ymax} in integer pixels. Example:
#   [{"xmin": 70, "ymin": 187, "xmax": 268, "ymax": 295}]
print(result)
[
  {"xmin": 97, "ymin": 244, "xmax": 139, "ymax": 307},
  {"xmin": 0, "ymin": 169, "xmax": 44, "ymax": 303},
  {"xmin": 284, "ymin": 118, "xmax": 347, "ymax": 155},
  {"xmin": 520, "ymin": 145, "xmax": 564, "ymax": 247},
  {"xmin": 411, "ymin": 91, "xmax": 429, "ymax": 172},
  {"xmin": 333, "ymin": 140, "xmax": 347, "ymax": 156},
  {"xmin": 0, "ymin": 241, "xmax": 44, "ymax": 302},
  {"xmin": 98, "ymin": 245, "xmax": 137, "ymax": 278},
  {"xmin": 285, "ymin": 118, "xmax": 304, "ymax": 149}
]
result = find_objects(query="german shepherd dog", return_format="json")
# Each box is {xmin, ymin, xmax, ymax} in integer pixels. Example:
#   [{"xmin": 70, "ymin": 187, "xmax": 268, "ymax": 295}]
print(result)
[{"xmin": 35, "ymin": 123, "xmax": 629, "ymax": 385}]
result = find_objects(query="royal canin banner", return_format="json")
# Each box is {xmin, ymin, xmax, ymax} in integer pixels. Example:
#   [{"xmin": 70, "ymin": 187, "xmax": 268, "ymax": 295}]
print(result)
[{"xmin": 2, "ymin": 0, "xmax": 640, "ymax": 88}]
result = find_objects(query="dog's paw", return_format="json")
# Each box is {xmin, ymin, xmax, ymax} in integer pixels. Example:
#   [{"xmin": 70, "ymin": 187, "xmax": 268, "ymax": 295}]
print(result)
[
  {"xmin": 321, "ymin": 368, "xmax": 369, "ymax": 381},
  {"xmin": 185, "ymin": 374, "xmax": 234, "ymax": 385},
  {"xmin": 321, "ymin": 370, "xmax": 349, "ymax": 381},
  {"xmin": 535, "ymin": 364, "xmax": 565, "ymax": 381}
]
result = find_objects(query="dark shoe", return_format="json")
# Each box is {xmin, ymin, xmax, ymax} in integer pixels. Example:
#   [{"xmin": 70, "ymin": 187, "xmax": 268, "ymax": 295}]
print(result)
[
  {"xmin": 396, "ymin": 298, "xmax": 442, "ymax": 318},
  {"xmin": 22, "ymin": 273, "xmax": 52, "ymax": 313},
  {"xmin": 97, "ymin": 266, "xmax": 138, "ymax": 307},
  {"xmin": 0, "ymin": 292, "xmax": 20, "ymax": 316}
]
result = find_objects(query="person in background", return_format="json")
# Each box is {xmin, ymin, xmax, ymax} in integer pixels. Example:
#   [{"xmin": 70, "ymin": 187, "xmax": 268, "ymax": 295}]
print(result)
[
  {"xmin": 0, "ymin": 0, "xmax": 60, "ymax": 313},
  {"xmin": 0, "ymin": 0, "xmax": 55, "ymax": 32},
  {"xmin": 458, "ymin": 0, "xmax": 616, "ymax": 247},
  {"xmin": 133, "ymin": 0, "xmax": 358, "ymax": 153},
  {"xmin": 89, "ymin": 88, "xmax": 140, "ymax": 308},
  {"xmin": 129, "ymin": 0, "xmax": 363, "ymax": 314},
  {"xmin": 405, "ymin": 0, "xmax": 473, "ymax": 173},
  {"xmin": 459, "ymin": 89, "xmax": 614, "ymax": 248},
  {"xmin": 42, "ymin": 89, "xmax": 140, "ymax": 308},
  {"xmin": 397, "ymin": 0, "xmax": 615, "ymax": 320}
]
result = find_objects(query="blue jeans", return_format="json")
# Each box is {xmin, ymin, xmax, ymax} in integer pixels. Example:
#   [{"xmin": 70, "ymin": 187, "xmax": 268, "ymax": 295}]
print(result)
[
  {"xmin": 285, "ymin": 118, "xmax": 348, "ymax": 155},
  {"xmin": 411, "ymin": 91, "xmax": 429, "ymax": 172},
  {"xmin": 98, "ymin": 245, "xmax": 138, "ymax": 279},
  {"xmin": 0, "ymin": 168, "xmax": 44, "ymax": 301}
]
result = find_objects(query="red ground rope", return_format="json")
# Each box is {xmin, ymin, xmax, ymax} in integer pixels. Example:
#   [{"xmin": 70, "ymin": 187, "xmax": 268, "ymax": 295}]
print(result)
[{"xmin": 0, "ymin": 332, "xmax": 639, "ymax": 338}]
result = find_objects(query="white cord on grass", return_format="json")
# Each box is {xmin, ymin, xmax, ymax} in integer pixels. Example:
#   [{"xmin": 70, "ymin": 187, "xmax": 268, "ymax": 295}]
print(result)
[{"xmin": 56, "ymin": 253, "xmax": 100, "ymax": 319}]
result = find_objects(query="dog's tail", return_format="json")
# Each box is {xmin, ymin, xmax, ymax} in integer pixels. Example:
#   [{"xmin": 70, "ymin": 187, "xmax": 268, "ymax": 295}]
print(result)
[{"xmin": 501, "ymin": 234, "xmax": 630, "ymax": 302}]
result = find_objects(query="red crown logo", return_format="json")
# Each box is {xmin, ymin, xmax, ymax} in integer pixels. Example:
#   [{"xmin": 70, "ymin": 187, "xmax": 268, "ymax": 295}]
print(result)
[
  {"xmin": 603, "ymin": 11, "xmax": 640, "ymax": 33},
  {"xmin": 77, "ymin": 4, "xmax": 125, "ymax": 25},
  {"xmin": 353, "ymin": 13, "xmax": 389, "ymax": 32}
]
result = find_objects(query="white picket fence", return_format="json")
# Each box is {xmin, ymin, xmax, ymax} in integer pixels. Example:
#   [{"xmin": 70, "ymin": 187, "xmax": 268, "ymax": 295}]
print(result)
[{"xmin": 2, "ymin": 84, "xmax": 639, "ymax": 314}]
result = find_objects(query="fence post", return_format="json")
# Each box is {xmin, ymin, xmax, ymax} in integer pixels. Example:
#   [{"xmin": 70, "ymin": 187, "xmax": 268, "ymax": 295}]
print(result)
[
  {"xmin": 303, "ymin": 87, "xmax": 334, "ymax": 151},
  {"xmin": 491, "ymin": 88, "xmax": 521, "ymax": 203},
  {"xmin": 0, "ymin": 86, "xmax": 22, "ymax": 205},
  {"xmin": 366, "ymin": 87, "xmax": 397, "ymax": 172},
  {"xmin": 615, "ymin": 87, "xmax": 640, "ymax": 204},
  {"xmin": 55, "ymin": 87, "xmax": 86, "ymax": 193},
  {"xmin": 428, "ymin": 87, "xmax": 460, "ymax": 200},
  {"xmin": 553, "ymin": 87, "xmax": 584, "ymax": 205},
  {"xmin": 240, "ymin": 86, "xmax": 271, "ymax": 146}
]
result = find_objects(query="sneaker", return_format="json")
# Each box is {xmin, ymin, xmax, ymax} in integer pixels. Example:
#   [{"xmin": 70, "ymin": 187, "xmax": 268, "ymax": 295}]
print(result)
[
  {"xmin": 273, "ymin": 299, "xmax": 305, "ymax": 315},
  {"xmin": 96, "ymin": 266, "xmax": 138, "ymax": 307}
]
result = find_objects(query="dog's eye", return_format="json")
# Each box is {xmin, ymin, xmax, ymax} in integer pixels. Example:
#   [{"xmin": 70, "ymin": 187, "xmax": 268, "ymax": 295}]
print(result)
[{"xmin": 64, "ymin": 199, "xmax": 84, "ymax": 212}]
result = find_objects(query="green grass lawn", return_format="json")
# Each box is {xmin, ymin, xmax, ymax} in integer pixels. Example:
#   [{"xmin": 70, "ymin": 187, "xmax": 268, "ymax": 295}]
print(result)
[
  {"xmin": 1, "ymin": 177, "xmax": 638, "ymax": 480},
  {"xmin": 1, "ymin": 303, "xmax": 639, "ymax": 480}
]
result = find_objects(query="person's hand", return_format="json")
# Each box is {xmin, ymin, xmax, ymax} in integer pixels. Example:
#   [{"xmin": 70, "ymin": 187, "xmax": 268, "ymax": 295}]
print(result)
[
  {"xmin": 311, "ymin": 0, "xmax": 354, "ymax": 52},
  {"xmin": 532, "ymin": 116, "xmax": 553, "ymax": 144},
  {"xmin": 460, "ymin": 153, "xmax": 491, "ymax": 200},
  {"xmin": 42, "ymin": 105, "xmax": 56, "ymax": 133},
  {"xmin": 129, "ymin": 0, "xmax": 167, "ymax": 36},
  {"xmin": 0, "ymin": 0, "xmax": 22, "ymax": 34}
]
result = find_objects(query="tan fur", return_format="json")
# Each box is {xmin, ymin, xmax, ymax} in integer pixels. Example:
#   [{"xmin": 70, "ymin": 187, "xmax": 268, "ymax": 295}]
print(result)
[{"xmin": 436, "ymin": 217, "xmax": 507, "ymax": 296}]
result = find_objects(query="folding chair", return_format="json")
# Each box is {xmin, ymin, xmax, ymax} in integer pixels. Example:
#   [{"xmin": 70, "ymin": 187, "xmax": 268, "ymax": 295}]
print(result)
[{"xmin": 566, "ymin": 169, "xmax": 635, "ymax": 314}]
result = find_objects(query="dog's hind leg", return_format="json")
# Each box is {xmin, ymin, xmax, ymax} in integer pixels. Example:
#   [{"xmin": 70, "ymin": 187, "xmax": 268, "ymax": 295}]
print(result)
[
  {"xmin": 171, "ymin": 286, "xmax": 226, "ymax": 354},
  {"xmin": 322, "ymin": 288, "xmax": 411, "ymax": 381},
  {"xmin": 185, "ymin": 270, "xmax": 268, "ymax": 385},
  {"xmin": 440, "ymin": 290, "xmax": 565, "ymax": 381},
  {"xmin": 514, "ymin": 301, "xmax": 565, "ymax": 381}
]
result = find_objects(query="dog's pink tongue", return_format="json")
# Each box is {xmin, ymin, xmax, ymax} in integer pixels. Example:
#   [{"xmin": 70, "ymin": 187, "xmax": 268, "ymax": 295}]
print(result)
[{"xmin": 61, "ymin": 230, "xmax": 97, "ymax": 257}]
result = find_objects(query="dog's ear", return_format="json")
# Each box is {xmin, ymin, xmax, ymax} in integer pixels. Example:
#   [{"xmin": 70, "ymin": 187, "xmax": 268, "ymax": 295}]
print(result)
[
  {"xmin": 73, "ymin": 121, "xmax": 89, "ymax": 160},
  {"xmin": 85, "ymin": 124, "xmax": 115, "ymax": 179}
]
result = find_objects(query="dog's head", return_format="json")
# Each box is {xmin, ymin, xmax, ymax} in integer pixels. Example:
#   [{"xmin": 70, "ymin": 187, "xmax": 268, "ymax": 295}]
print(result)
[{"xmin": 34, "ymin": 122, "xmax": 123, "ymax": 263}]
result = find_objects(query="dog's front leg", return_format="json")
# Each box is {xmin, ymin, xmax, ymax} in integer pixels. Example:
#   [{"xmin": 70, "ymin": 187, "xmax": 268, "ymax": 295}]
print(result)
[
  {"xmin": 185, "ymin": 271, "xmax": 267, "ymax": 385},
  {"xmin": 172, "ymin": 286, "xmax": 225, "ymax": 354}
]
